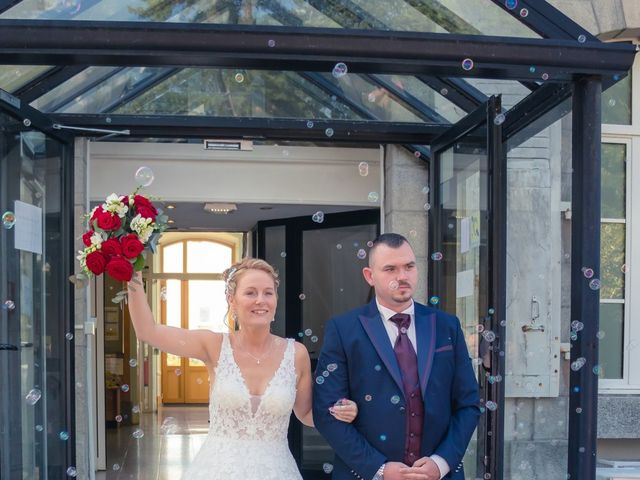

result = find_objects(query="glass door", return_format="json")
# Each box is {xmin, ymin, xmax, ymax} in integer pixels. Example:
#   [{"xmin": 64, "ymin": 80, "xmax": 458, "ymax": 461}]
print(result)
[
  {"xmin": 429, "ymin": 97, "xmax": 505, "ymax": 479},
  {"xmin": 0, "ymin": 109, "xmax": 73, "ymax": 478},
  {"xmin": 255, "ymin": 209, "xmax": 379, "ymax": 479}
]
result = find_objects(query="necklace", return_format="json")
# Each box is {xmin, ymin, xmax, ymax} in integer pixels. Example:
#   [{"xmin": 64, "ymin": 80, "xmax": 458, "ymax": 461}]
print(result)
[{"xmin": 237, "ymin": 336, "xmax": 275, "ymax": 365}]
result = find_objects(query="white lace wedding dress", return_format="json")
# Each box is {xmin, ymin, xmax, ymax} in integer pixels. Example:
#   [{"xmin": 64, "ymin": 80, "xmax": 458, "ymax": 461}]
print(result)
[{"xmin": 181, "ymin": 333, "xmax": 303, "ymax": 480}]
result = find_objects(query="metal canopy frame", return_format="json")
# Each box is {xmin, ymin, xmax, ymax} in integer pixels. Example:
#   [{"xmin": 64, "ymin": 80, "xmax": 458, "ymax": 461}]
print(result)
[
  {"xmin": 0, "ymin": 3, "xmax": 636, "ymax": 480},
  {"xmin": 0, "ymin": 21, "xmax": 633, "ymax": 81}
]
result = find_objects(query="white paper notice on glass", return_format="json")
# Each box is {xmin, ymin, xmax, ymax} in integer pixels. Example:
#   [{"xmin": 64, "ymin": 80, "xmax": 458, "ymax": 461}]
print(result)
[
  {"xmin": 456, "ymin": 269, "xmax": 474, "ymax": 298},
  {"xmin": 14, "ymin": 200, "xmax": 43, "ymax": 254},
  {"xmin": 460, "ymin": 216, "xmax": 470, "ymax": 253}
]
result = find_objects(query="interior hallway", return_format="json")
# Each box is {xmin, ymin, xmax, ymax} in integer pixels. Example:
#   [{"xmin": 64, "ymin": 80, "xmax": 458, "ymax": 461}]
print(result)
[{"xmin": 96, "ymin": 406, "xmax": 209, "ymax": 480}]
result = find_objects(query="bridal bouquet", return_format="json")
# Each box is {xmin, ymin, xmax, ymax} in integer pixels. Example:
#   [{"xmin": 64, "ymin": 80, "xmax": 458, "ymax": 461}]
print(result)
[{"xmin": 76, "ymin": 190, "xmax": 168, "ymax": 303}]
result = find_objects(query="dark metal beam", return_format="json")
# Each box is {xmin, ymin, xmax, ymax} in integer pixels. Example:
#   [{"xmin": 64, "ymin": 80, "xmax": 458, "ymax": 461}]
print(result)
[
  {"xmin": 502, "ymin": 82, "xmax": 573, "ymax": 143},
  {"xmin": 13, "ymin": 66, "xmax": 87, "ymax": 104},
  {"xmin": 489, "ymin": 0, "xmax": 597, "ymax": 41},
  {"xmin": 50, "ymin": 113, "xmax": 446, "ymax": 144},
  {"xmin": 0, "ymin": 21, "xmax": 634, "ymax": 81},
  {"xmin": 0, "ymin": 88, "xmax": 73, "ymax": 143},
  {"xmin": 568, "ymin": 76, "xmax": 602, "ymax": 480}
]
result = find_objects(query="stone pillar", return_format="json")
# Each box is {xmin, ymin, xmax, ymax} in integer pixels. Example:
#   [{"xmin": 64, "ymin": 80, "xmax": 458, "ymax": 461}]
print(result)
[{"xmin": 383, "ymin": 145, "xmax": 429, "ymax": 304}]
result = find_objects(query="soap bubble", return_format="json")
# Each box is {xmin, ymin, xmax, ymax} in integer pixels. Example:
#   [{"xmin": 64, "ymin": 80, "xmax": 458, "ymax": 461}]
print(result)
[
  {"xmin": 323, "ymin": 463, "xmax": 334, "ymax": 474},
  {"xmin": 234, "ymin": 72, "xmax": 245, "ymax": 83},
  {"xmin": 66, "ymin": 467, "xmax": 77, "ymax": 477},
  {"xmin": 541, "ymin": 73, "xmax": 549, "ymax": 81},
  {"xmin": 332, "ymin": 62, "xmax": 348, "ymax": 78},
  {"xmin": 571, "ymin": 357, "xmax": 586, "ymax": 371},
  {"xmin": 299, "ymin": 293, "xmax": 307, "ymax": 301},
  {"xmin": 368, "ymin": 192, "xmax": 379, "ymax": 203},
  {"xmin": 589, "ymin": 279, "xmax": 601, "ymax": 290},
  {"xmin": 196, "ymin": 377, "xmax": 204, "ymax": 385},
  {"xmin": 160, "ymin": 417, "xmax": 178, "ymax": 434},
  {"xmin": 35, "ymin": 424, "xmax": 44, "ymax": 432},
  {"xmin": 2, "ymin": 211, "xmax": 16, "ymax": 229},
  {"xmin": 327, "ymin": 363, "xmax": 338, "ymax": 372},
  {"xmin": 2, "ymin": 300, "xmax": 15, "ymax": 311},
  {"xmin": 134, "ymin": 166, "xmax": 154, "ymax": 187},
  {"xmin": 325, "ymin": 128, "xmax": 334, "ymax": 137},
  {"xmin": 312, "ymin": 211, "xmax": 325, "ymax": 223},
  {"xmin": 357, "ymin": 249, "xmax": 367, "ymax": 260},
  {"xmin": 174, "ymin": 368, "xmax": 182, "ymax": 376},
  {"xmin": 306, "ymin": 120, "xmax": 314, "ymax": 128},
  {"xmin": 65, "ymin": 332, "xmax": 74, "ymax": 341},
  {"xmin": 519, "ymin": 8, "xmax": 529, "ymax": 17},
  {"xmin": 505, "ymin": 0, "xmax": 517, "ymax": 9},
  {"xmin": 132, "ymin": 405, "xmax": 140, "ymax": 414},
  {"xmin": 486, "ymin": 401, "xmax": 498, "ymax": 411},
  {"xmin": 59, "ymin": 431, "xmax": 70, "ymax": 441},
  {"xmin": 389, "ymin": 280, "xmax": 399, "ymax": 290},
  {"xmin": 25, "ymin": 388, "xmax": 42, "ymax": 405},
  {"xmin": 390, "ymin": 395, "xmax": 400, "ymax": 404},
  {"xmin": 129, "ymin": 359, "xmax": 137, "ymax": 368},
  {"xmin": 364, "ymin": 394, "xmax": 372, "ymax": 401},
  {"xmin": 374, "ymin": 364, "xmax": 382, "ymax": 371},
  {"xmin": 462, "ymin": 58, "xmax": 474, "ymax": 71},
  {"xmin": 316, "ymin": 376, "xmax": 325, "ymax": 385},
  {"xmin": 482, "ymin": 330, "xmax": 496, "ymax": 342},
  {"xmin": 112, "ymin": 464, "xmax": 121, "ymax": 471},
  {"xmin": 494, "ymin": 113, "xmax": 506, "ymax": 125},
  {"xmin": 267, "ymin": 39, "xmax": 276, "ymax": 47},
  {"xmin": 581, "ymin": 267, "xmax": 594, "ymax": 279},
  {"xmin": 132, "ymin": 429, "xmax": 144, "ymax": 439},
  {"xmin": 429, "ymin": 296, "xmax": 440, "ymax": 305},
  {"xmin": 431, "ymin": 252, "xmax": 443, "ymax": 261},
  {"xmin": 578, "ymin": 34, "xmax": 586, "ymax": 43},
  {"xmin": 311, "ymin": 336, "xmax": 319, "ymax": 343},
  {"xmin": 115, "ymin": 415, "xmax": 123, "ymax": 422},
  {"xmin": 358, "ymin": 162, "xmax": 369, "ymax": 176}
]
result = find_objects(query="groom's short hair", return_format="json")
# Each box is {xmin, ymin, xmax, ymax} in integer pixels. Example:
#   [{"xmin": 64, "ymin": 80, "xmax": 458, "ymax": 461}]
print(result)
[{"xmin": 369, "ymin": 233, "xmax": 411, "ymax": 266}]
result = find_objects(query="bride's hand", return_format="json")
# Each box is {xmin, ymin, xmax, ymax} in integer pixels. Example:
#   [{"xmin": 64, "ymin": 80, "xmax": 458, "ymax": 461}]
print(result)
[{"xmin": 329, "ymin": 399, "xmax": 358, "ymax": 423}]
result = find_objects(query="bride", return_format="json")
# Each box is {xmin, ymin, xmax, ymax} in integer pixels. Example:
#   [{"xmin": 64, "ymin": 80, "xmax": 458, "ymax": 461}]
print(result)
[{"xmin": 127, "ymin": 257, "xmax": 358, "ymax": 479}]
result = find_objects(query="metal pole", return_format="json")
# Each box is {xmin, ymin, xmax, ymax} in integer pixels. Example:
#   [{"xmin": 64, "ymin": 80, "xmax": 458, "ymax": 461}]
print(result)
[{"xmin": 568, "ymin": 76, "xmax": 602, "ymax": 480}]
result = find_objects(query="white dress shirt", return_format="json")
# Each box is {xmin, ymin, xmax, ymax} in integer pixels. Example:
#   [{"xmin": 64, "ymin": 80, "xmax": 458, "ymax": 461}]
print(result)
[{"xmin": 374, "ymin": 299, "xmax": 450, "ymax": 480}]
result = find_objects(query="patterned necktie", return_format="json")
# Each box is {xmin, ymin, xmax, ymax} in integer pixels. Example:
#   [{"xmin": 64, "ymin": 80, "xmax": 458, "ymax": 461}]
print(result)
[{"xmin": 389, "ymin": 313, "xmax": 419, "ymax": 394}]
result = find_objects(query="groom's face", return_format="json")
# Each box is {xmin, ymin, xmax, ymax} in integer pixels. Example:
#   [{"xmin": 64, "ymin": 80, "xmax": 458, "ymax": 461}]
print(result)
[{"xmin": 363, "ymin": 242, "xmax": 417, "ymax": 310}]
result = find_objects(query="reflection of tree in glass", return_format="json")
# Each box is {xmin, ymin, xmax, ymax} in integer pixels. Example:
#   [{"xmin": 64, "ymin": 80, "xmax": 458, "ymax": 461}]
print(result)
[{"xmin": 600, "ymin": 223, "xmax": 625, "ymax": 300}]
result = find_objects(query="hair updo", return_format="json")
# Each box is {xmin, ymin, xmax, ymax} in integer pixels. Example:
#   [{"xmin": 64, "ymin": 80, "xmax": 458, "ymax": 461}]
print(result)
[{"xmin": 223, "ymin": 257, "xmax": 280, "ymax": 296}]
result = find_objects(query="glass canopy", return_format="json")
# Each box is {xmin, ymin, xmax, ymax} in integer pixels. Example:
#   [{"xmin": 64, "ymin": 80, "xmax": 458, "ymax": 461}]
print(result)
[{"xmin": 2, "ymin": 0, "xmax": 538, "ymax": 38}]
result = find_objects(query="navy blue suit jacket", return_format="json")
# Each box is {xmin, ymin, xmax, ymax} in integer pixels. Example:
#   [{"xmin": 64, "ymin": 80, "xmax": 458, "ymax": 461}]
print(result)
[{"xmin": 313, "ymin": 299, "xmax": 481, "ymax": 480}]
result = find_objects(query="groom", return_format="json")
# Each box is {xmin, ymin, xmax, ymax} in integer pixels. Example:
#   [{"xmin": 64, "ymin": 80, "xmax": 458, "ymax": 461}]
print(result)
[{"xmin": 313, "ymin": 233, "xmax": 480, "ymax": 480}]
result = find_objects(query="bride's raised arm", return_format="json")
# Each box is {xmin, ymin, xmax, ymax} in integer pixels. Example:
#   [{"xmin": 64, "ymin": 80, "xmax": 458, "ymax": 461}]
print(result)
[{"xmin": 127, "ymin": 271, "xmax": 219, "ymax": 364}]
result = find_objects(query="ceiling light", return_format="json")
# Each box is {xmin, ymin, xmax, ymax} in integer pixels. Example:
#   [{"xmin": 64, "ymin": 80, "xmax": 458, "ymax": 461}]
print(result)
[
  {"xmin": 166, "ymin": 204, "xmax": 176, "ymax": 209},
  {"xmin": 204, "ymin": 139, "xmax": 253, "ymax": 151},
  {"xmin": 204, "ymin": 202, "xmax": 237, "ymax": 215},
  {"xmin": 168, "ymin": 219, "xmax": 175, "ymax": 224}
]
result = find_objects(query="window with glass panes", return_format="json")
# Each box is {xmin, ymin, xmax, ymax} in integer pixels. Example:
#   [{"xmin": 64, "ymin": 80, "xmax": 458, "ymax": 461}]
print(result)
[{"xmin": 600, "ymin": 45, "xmax": 640, "ymax": 389}]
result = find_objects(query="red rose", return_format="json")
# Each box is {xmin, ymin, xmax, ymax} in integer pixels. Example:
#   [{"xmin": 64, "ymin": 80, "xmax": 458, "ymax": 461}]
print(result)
[
  {"xmin": 120, "ymin": 234, "xmax": 145, "ymax": 259},
  {"xmin": 101, "ymin": 238, "xmax": 122, "ymax": 257},
  {"xmin": 96, "ymin": 211, "xmax": 122, "ymax": 231},
  {"xmin": 85, "ymin": 251, "xmax": 108, "ymax": 275},
  {"xmin": 82, "ymin": 230, "xmax": 94, "ymax": 247},
  {"xmin": 134, "ymin": 195, "xmax": 157, "ymax": 220},
  {"xmin": 90, "ymin": 206, "xmax": 103, "ymax": 221},
  {"xmin": 137, "ymin": 205, "xmax": 157, "ymax": 220},
  {"xmin": 106, "ymin": 256, "xmax": 134, "ymax": 282}
]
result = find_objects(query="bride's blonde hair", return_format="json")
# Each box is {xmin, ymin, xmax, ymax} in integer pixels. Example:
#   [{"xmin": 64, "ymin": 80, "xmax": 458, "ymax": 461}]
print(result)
[{"xmin": 223, "ymin": 257, "xmax": 279, "ymax": 330}]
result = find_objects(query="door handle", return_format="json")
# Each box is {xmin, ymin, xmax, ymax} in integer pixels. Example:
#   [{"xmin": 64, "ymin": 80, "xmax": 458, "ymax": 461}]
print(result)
[{"xmin": 0, "ymin": 343, "xmax": 18, "ymax": 351}]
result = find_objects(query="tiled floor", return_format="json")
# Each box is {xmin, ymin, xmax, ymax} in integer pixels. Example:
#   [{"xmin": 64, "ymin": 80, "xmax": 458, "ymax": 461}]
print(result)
[{"xmin": 96, "ymin": 405, "xmax": 209, "ymax": 480}]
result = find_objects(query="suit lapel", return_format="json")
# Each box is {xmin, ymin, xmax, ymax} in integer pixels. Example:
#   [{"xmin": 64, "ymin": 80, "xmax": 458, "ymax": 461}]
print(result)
[
  {"xmin": 415, "ymin": 304, "xmax": 437, "ymax": 396},
  {"xmin": 359, "ymin": 301, "xmax": 404, "ymax": 395}
]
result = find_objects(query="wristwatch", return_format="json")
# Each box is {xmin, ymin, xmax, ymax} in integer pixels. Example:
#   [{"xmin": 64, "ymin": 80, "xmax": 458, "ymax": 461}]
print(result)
[{"xmin": 373, "ymin": 463, "xmax": 385, "ymax": 480}]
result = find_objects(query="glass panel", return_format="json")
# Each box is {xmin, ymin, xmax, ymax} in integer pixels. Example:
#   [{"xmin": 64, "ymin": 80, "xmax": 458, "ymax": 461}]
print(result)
[
  {"xmin": 0, "ymin": 113, "xmax": 69, "ymax": 477},
  {"xmin": 188, "ymin": 280, "xmax": 227, "ymax": 332},
  {"xmin": 165, "ymin": 280, "xmax": 182, "ymax": 368},
  {"xmin": 186, "ymin": 241, "xmax": 232, "ymax": 273},
  {"xmin": 600, "ymin": 223, "xmax": 625, "ymax": 300},
  {"xmin": 162, "ymin": 242, "xmax": 183, "ymax": 273},
  {"xmin": 504, "ymin": 110, "xmax": 571, "ymax": 479},
  {"xmin": 603, "ymin": 73, "xmax": 631, "ymax": 125},
  {"xmin": 300, "ymin": 223, "xmax": 377, "ymax": 472},
  {"xmin": 262, "ymin": 225, "xmax": 286, "ymax": 338},
  {"xmin": 165, "ymin": 280, "xmax": 181, "ymax": 328},
  {"xmin": 598, "ymin": 303, "xmax": 624, "ymax": 379},
  {"xmin": 0, "ymin": 0, "xmax": 539, "ymax": 37},
  {"xmin": 380, "ymin": 75, "xmax": 467, "ymax": 122},
  {"xmin": 436, "ymin": 126, "xmax": 488, "ymax": 480},
  {"xmin": 30, "ymin": 66, "xmax": 120, "ymax": 112},
  {"xmin": 466, "ymin": 78, "xmax": 531, "ymax": 110},
  {"xmin": 601, "ymin": 143, "xmax": 626, "ymax": 219},
  {"xmin": 115, "ymin": 69, "xmax": 362, "ymax": 120},
  {"xmin": 0, "ymin": 65, "xmax": 52, "ymax": 93},
  {"xmin": 45, "ymin": 67, "xmax": 173, "ymax": 114},
  {"xmin": 318, "ymin": 73, "xmax": 424, "ymax": 122}
]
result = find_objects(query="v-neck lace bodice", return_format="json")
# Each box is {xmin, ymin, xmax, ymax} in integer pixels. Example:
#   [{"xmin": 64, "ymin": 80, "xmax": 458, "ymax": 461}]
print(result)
[
  {"xmin": 209, "ymin": 334, "xmax": 297, "ymax": 436},
  {"xmin": 181, "ymin": 334, "xmax": 302, "ymax": 480}
]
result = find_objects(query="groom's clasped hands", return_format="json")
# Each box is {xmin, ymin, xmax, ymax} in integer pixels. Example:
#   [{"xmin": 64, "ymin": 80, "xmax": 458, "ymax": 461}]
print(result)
[{"xmin": 386, "ymin": 457, "xmax": 441, "ymax": 480}]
